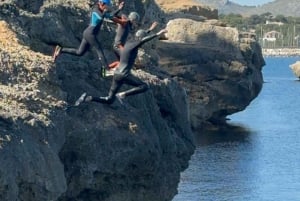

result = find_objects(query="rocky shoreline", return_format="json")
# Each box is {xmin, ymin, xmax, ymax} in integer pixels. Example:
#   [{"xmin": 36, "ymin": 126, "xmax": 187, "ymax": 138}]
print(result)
[{"xmin": 262, "ymin": 48, "xmax": 300, "ymax": 57}]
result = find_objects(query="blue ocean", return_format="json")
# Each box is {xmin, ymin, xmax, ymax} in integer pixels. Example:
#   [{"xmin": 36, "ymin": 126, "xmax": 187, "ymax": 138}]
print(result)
[{"xmin": 173, "ymin": 57, "xmax": 300, "ymax": 201}]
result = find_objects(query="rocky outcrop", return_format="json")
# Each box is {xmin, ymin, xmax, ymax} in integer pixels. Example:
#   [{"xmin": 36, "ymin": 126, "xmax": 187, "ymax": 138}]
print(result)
[
  {"xmin": 290, "ymin": 61, "xmax": 300, "ymax": 78},
  {"xmin": 0, "ymin": 17, "xmax": 194, "ymax": 201},
  {"xmin": 0, "ymin": 0, "xmax": 264, "ymax": 201},
  {"xmin": 155, "ymin": 0, "xmax": 218, "ymax": 20},
  {"xmin": 157, "ymin": 19, "xmax": 264, "ymax": 130},
  {"xmin": 0, "ymin": 1, "xmax": 195, "ymax": 200}
]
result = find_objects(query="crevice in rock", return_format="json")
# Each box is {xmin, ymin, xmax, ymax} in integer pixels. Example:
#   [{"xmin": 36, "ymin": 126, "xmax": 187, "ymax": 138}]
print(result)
[{"xmin": 17, "ymin": 0, "xmax": 44, "ymax": 14}]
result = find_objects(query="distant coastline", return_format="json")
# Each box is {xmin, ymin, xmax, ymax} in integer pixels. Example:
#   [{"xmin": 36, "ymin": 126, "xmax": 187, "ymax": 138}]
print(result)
[{"xmin": 262, "ymin": 48, "xmax": 300, "ymax": 57}]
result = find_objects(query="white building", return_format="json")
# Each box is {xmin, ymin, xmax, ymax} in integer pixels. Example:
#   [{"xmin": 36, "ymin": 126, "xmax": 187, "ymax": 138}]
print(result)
[
  {"xmin": 263, "ymin": 31, "xmax": 282, "ymax": 42},
  {"xmin": 265, "ymin": 20, "xmax": 284, "ymax": 26}
]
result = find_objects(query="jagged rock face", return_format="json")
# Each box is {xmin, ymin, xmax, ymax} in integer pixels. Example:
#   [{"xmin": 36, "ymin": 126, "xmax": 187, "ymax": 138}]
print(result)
[
  {"xmin": 0, "ymin": 0, "xmax": 195, "ymax": 200},
  {"xmin": 0, "ymin": 20, "xmax": 68, "ymax": 201},
  {"xmin": 157, "ymin": 19, "xmax": 265, "ymax": 130},
  {"xmin": 56, "ymin": 73, "xmax": 194, "ymax": 201}
]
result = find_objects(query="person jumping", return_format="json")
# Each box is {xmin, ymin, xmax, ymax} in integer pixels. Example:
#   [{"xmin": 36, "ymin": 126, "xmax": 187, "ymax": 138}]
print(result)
[
  {"xmin": 53, "ymin": 0, "xmax": 124, "ymax": 77},
  {"xmin": 74, "ymin": 28, "xmax": 168, "ymax": 106},
  {"xmin": 108, "ymin": 12, "xmax": 158, "ymax": 74}
]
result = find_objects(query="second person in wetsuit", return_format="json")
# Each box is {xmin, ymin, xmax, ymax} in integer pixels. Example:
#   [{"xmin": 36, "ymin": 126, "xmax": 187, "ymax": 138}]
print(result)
[
  {"xmin": 108, "ymin": 12, "xmax": 158, "ymax": 71},
  {"xmin": 74, "ymin": 28, "xmax": 168, "ymax": 106}
]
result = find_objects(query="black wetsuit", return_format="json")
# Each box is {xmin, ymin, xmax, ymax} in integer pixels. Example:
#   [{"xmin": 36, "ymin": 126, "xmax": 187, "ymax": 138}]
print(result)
[
  {"xmin": 60, "ymin": 5, "xmax": 116, "ymax": 68},
  {"xmin": 112, "ymin": 19, "xmax": 133, "ymax": 59},
  {"xmin": 90, "ymin": 33, "xmax": 159, "ymax": 104}
]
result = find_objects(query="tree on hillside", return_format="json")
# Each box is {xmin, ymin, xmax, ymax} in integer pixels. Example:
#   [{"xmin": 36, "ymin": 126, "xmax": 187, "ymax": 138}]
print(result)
[
  {"xmin": 219, "ymin": 13, "xmax": 245, "ymax": 29},
  {"xmin": 274, "ymin": 15, "xmax": 288, "ymax": 23},
  {"xmin": 261, "ymin": 12, "xmax": 273, "ymax": 20},
  {"xmin": 247, "ymin": 14, "xmax": 264, "ymax": 26}
]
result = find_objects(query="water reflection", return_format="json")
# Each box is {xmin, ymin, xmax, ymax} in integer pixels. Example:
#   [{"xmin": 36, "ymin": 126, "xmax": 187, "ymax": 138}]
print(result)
[
  {"xmin": 173, "ymin": 123, "xmax": 259, "ymax": 201},
  {"xmin": 195, "ymin": 123, "xmax": 252, "ymax": 146}
]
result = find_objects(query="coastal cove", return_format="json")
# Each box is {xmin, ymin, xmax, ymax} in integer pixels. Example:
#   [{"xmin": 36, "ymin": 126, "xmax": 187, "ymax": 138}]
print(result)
[{"xmin": 173, "ymin": 56, "xmax": 300, "ymax": 201}]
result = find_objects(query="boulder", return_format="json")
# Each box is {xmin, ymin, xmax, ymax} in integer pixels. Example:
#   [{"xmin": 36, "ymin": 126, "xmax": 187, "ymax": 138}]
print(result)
[
  {"xmin": 157, "ymin": 18, "xmax": 264, "ymax": 130},
  {"xmin": 290, "ymin": 61, "xmax": 300, "ymax": 78}
]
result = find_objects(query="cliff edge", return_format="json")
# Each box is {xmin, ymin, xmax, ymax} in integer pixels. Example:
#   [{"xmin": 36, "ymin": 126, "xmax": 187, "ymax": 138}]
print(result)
[{"xmin": 158, "ymin": 19, "xmax": 264, "ymax": 131}]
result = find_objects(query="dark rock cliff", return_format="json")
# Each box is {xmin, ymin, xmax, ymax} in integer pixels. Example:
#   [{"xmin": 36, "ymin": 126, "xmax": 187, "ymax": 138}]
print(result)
[
  {"xmin": 157, "ymin": 19, "xmax": 264, "ymax": 132},
  {"xmin": 0, "ymin": 0, "xmax": 264, "ymax": 200}
]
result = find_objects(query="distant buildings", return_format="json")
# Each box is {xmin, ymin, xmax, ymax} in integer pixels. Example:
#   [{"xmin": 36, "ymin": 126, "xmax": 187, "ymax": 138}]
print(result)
[
  {"xmin": 265, "ymin": 20, "xmax": 284, "ymax": 26},
  {"xmin": 262, "ymin": 19, "xmax": 284, "ymax": 42},
  {"xmin": 263, "ymin": 30, "xmax": 282, "ymax": 42}
]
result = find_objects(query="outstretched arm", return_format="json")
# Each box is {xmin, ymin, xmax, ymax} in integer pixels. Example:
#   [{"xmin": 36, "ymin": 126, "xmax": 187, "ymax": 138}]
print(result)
[
  {"xmin": 146, "ymin": 21, "xmax": 158, "ymax": 34},
  {"xmin": 156, "ymin": 29, "xmax": 168, "ymax": 36},
  {"xmin": 139, "ymin": 28, "xmax": 168, "ymax": 46},
  {"xmin": 111, "ymin": 15, "xmax": 127, "ymax": 26},
  {"xmin": 110, "ymin": 1, "xmax": 124, "ymax": 16},
  {"xmin": 110, "ymin": 1, "xmax": 127, "ymax": 26}
]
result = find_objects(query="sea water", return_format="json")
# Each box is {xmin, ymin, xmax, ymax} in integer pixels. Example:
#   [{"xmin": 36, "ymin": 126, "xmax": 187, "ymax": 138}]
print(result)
[{"xmin": 173, "ymin": 57, "xmax": 300, "ymax": 201}]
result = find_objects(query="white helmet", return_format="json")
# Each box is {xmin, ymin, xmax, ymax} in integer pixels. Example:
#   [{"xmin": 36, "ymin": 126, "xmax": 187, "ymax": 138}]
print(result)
[
  {"xmin": 135, "ymin": 29, "xmax": 147, "ymax": 39},
  {"xmin": 128, "ymin": 12, "xmax": 140, "ymax": 22}
]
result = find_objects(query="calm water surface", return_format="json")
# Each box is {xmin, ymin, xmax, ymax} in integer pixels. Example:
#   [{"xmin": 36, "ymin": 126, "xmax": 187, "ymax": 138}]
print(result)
[{"xmin": 173, "ymin": 57, "xmax": 300, "ymax": 201}]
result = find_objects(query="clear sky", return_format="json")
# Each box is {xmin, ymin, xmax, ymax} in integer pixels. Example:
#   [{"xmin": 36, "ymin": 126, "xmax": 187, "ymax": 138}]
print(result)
[{"xmin": 230, "ymin": 0, "xmax": 274, "ymax": 6}]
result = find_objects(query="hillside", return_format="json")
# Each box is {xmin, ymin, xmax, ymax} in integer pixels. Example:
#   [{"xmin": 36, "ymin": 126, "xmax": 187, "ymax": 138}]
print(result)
[
  {"xmin": 196, "ymin": 0, "xmax": 300, "ymax": 17},
  {"xmin": 253, "ymin": 0, "xmax": 300, "ymax": 17}
]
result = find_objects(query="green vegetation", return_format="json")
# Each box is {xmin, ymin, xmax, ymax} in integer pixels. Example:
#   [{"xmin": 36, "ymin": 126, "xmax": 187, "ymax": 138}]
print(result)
[{"xmin": 219, "ymin": 13, "xmax": 300, "ymax": 48}]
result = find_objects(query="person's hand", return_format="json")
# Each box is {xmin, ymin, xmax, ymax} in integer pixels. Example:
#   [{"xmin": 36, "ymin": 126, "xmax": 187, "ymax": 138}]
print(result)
[
  {"xmin": 157, "ymin": 29, "xmax": 167, "ymax": 35},
  {"xmin": 118, "ymin": 1, "xmax": 124, "ymax": 10},
  {"xmin": 149, "ymin": 21, "xmax": 158, "ymax": 31}
]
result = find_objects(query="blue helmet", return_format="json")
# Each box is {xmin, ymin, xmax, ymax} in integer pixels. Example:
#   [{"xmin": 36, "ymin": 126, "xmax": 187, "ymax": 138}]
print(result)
[{"xmin": 99, "ymin": 0, "xmax": 111, "ymax": 6}]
